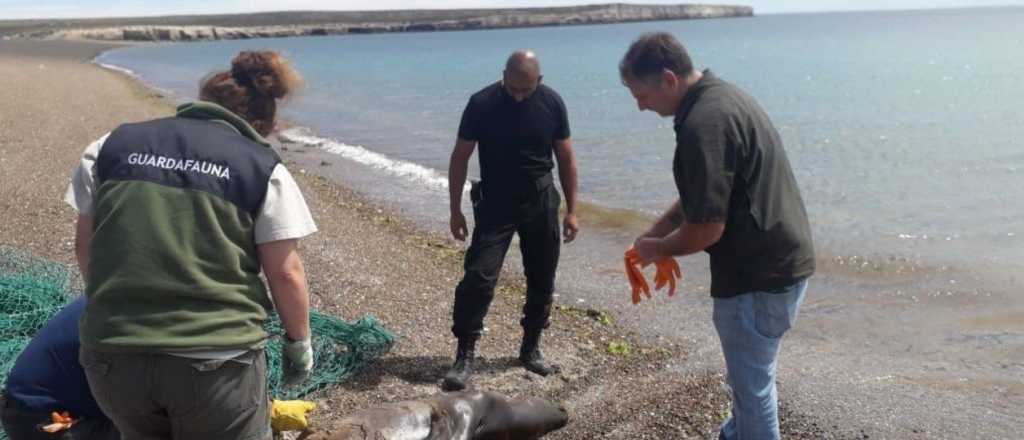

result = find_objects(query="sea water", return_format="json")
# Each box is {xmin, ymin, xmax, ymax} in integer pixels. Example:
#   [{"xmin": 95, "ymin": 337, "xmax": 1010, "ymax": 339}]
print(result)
[{"xmin": 97, "ymin": 7, "xmax": 1024, "ymax": 435}]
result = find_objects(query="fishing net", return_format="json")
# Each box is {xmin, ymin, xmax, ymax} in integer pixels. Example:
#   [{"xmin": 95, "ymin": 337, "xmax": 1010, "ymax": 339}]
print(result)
[
  {"xmin": 0, "ymin": 247, "xmax": 76, "ymax": 376},
  {"xmin": 0, "ymin": 246, "xmax": 395, "ymax": 436},
  {"xmin": 265, "ymin": 312, "xmax": 395, "ymax": 399}
]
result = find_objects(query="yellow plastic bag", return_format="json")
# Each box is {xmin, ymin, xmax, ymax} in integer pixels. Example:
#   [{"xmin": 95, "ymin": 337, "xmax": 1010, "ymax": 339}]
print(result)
[{"xmin": 271, "ymin": 399, "xmax": 317, "ymax": 432}]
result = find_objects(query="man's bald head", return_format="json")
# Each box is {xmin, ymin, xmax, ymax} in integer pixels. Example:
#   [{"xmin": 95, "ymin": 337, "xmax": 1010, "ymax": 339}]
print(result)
[
  {"xmin": 505, "ymin": 50, "xmax": 541, "ymax": 80},
  {"xmin": 503, "ymin": 50, "xmax": 542, "ymax": 102}
]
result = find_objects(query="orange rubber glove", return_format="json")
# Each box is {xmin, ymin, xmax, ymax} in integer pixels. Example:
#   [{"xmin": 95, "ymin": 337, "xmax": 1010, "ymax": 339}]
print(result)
[
  {"xmin": 625, "ymin": 248, "xmax": 682, "ymax": 303},
  {"xmin": 653, "ymin": 257, "xmax": 683, "ymax": 297},
  {"xmin": 624, "ymin": 248, "xmax": 650, "ymax": 304},
  {"xmin": 42, "ymin": 411, "xmax": 75, "ymax": 433}
]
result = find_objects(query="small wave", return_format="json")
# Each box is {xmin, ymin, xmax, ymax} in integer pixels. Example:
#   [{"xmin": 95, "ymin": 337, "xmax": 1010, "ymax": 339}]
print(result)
[
  {"xmin": 278, "ymin": 127, "xmax": 660, "ymax": 234},
  {"xmin": 92, "ymin": 59, "xmax": 180, "ymax": 103},
  {"xmin": 278, "ymin": 127, "xmax": 450, "ymax": 191},
  {"xmin": 93, "ymin": 61, "xmax": 137, "ymax": 78}
]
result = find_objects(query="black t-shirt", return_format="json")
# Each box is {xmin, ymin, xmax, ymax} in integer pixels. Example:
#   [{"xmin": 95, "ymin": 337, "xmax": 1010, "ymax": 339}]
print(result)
[
  {"xmin": 458, "ymin": 82, "xmax": 570, "ymax": 196},
  {"xmin": 673, "ymin": 70, "xmax": 815, "ymax": 297}
]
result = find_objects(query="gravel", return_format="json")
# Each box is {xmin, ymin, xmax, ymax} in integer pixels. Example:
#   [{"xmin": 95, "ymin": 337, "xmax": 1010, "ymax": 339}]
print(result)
[{"xmin": 0, "ymin": 39, "xmax": 847, "ymax": 439}]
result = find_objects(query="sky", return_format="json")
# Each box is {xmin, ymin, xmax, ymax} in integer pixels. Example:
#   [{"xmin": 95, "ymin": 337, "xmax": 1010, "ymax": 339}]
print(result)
[{"xmin": 1, "ymin": 0, "xmax": 1022, "ymax": 20}]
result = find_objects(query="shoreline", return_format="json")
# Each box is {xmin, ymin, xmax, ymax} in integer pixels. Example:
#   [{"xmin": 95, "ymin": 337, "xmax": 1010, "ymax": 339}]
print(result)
[
  {"xmin": 91, "ymin": 41, "xmax": 1022, "ymax": 438},
  {"xmin": 11, "ymin": 36, "xmax": 1023, "ymax": 438},
  {"xmin": 0, "ymin": 39, "xmax": 840, "ymax": 438}
]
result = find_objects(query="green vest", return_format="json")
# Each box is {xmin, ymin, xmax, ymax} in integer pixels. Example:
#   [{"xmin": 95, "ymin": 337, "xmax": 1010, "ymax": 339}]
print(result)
[{"xmin": 81, "ymin": 102, "xmax": 281, "ymax": 352}]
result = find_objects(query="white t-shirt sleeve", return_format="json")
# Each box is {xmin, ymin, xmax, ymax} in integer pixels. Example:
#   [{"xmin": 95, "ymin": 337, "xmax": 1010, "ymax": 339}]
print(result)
[
  {"xmin": 254, "ymin": 164, "xmax": 318, "ymax": 244},
  {"xmin": 63, "ymin": 133, "xmax": 110, "ymax": 216}
]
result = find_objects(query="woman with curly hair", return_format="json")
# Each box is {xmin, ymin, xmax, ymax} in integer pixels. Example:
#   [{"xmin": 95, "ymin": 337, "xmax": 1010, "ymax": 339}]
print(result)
[{"xmin": 64, "ymin": 50, "xmax": 316, "ymax": 440}]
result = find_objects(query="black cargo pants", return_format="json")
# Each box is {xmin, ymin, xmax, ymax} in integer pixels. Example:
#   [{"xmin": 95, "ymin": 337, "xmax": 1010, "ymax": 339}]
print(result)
[{"xmin": 451, "ymin": 178, "xmax": 561, "ymax": 340}]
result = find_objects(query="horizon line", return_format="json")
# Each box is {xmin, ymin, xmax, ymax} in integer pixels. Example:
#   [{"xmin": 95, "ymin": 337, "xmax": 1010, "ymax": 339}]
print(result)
[{"xmin": 2, "ymin": 2, "xmax": 1021, "ymax": 23}]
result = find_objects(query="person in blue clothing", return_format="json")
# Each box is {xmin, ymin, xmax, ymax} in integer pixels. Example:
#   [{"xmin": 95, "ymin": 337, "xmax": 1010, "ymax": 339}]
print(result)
[{"xmin": 0, "ymin": 296, "xmax": 118, "ymax": 440}]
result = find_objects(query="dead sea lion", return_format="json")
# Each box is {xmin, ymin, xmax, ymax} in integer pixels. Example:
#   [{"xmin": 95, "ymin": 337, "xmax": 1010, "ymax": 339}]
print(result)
[{"xmin": 300, "ymin": 391, "xmax": 568, "ymax": 440}]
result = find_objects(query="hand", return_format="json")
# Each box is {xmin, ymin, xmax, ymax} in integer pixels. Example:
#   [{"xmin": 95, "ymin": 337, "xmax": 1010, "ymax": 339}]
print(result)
[
  {"xmin": 632, "ymin": 237, "xmax": 663, "ymax": 266},
  {"xmin": 282, "ymin": 336, "xmax": 313, "ymax": 389},
  {"xmin": 450, "ymin": 210, "xmax": 468, "ymax": 241},
  {"xmin": 624, "ymin": 247, "xmax": 683, "ymax": 304},
  {"xmin": 562, "ymin": 213, "xmax": 579, "ymax": 243},
  {"xmin": 653, "ymin": 258, "xmax": 683, "ymax": 297}
]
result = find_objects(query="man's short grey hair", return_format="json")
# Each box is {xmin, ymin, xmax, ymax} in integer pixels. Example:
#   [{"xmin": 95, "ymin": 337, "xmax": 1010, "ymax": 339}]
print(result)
[{"xmin": 619, "ymin": 32, "xmax": 694, "ymax": 85}]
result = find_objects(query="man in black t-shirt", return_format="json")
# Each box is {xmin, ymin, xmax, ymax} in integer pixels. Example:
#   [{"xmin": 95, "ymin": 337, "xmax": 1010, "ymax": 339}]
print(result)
[
  {"xmin": 443, "ymin": 50, "xmax": 580, "ymax": 391},
  {"xmin": 619, "ymin": 33, "xmax": 815, "ymax": 440}
]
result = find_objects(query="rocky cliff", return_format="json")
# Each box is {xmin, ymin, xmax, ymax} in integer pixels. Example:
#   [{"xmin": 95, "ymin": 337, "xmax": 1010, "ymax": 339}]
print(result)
[{"xmin": 7, "ymin": 4, "xmax": 752, "ymax": 42}]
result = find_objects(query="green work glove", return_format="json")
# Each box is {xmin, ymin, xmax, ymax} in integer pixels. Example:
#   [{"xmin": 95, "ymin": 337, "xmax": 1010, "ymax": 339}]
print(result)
[{"xmin": 282, "ymin": 336, "xmax": 313, "ymax": 388}]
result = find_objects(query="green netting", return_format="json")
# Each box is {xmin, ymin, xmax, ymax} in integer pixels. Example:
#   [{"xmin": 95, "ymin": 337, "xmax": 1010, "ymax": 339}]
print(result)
[
  {"xmin": 265, "ymin": 312, "xmax": 395, "ymax": 399},
  {"xmin": 0, "ymin": 246, "xmax": 395, "ymax": 435},
  {"xmin": 0, "ymin": 246, "xmax": 76, "ymax": 382}
]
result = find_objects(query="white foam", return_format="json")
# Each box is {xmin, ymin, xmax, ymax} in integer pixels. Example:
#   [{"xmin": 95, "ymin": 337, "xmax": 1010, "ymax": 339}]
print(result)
[
  {"xmin": 93, "ymin": 61, "xmax": 137, "ymax": 78},
  {"xmin": 92, "ymin": 60, "xmax": 178, "ymax": 102},
  {"xmin": 279, "ymin": 127, "xmax": 451, "ymax": 191}
]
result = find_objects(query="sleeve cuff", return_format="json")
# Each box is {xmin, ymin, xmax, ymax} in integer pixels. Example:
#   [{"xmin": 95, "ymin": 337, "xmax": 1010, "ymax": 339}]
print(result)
[{"xmin": 255, "ymin": 225, "xmax": 318, "ymax": 244}]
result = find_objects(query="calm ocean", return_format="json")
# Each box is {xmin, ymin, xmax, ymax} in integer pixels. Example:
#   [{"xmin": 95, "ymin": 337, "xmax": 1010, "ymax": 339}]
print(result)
[{"xmin": 97, "ymin": 7, "xmax": 1023, "ymax": 436}]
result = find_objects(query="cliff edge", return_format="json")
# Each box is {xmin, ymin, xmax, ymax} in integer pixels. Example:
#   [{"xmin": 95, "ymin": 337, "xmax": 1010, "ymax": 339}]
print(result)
[{"xmin": 1, "ymin": 4, "xmax": 753, "ymax": 41}]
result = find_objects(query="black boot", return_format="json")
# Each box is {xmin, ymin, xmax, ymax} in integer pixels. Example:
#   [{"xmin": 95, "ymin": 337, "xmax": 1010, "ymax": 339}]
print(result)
[
  {"xmin": 442, "ymin": 338, "xmax": 476, "ymax": 391},
  {"xmin": 518, "ymin": 329, "xmax": 555, "ymax": 376}
]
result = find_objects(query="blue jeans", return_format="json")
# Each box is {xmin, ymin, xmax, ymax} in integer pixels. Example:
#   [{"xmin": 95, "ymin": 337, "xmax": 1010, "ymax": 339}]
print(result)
[{"xmin": 713, "ymin": 279, "xmax": 808, "ymax": 440}]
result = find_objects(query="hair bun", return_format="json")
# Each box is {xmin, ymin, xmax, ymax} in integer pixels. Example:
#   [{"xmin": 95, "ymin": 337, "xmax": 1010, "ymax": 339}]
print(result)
[{"xmin": 230, "ymin": 51, "xmax": 301, "ymax": 99}]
